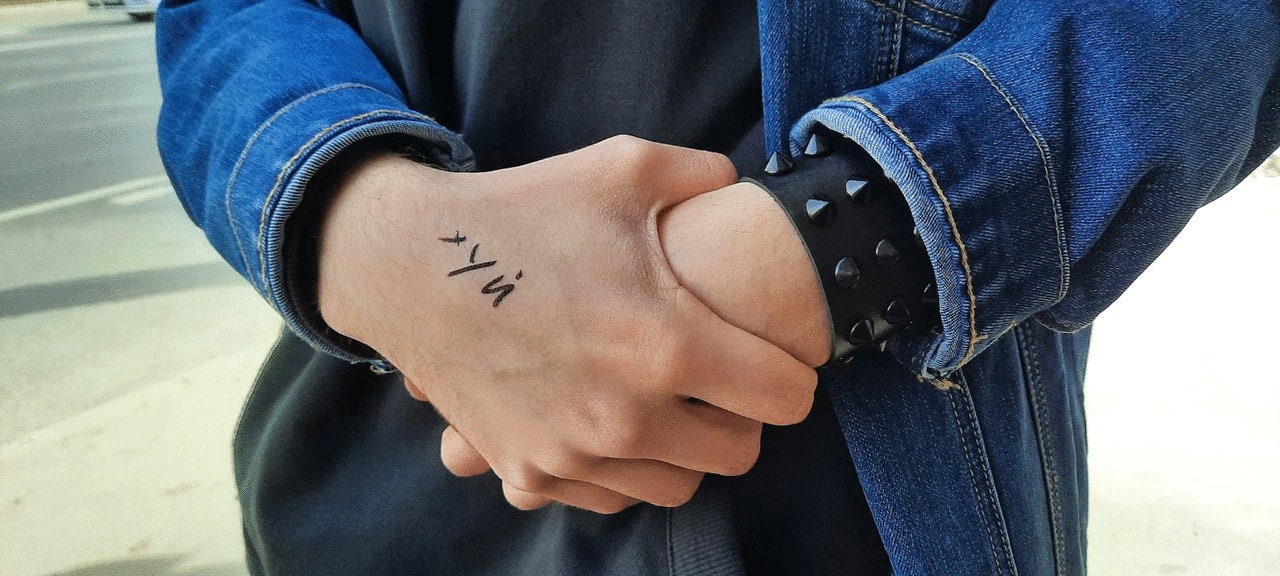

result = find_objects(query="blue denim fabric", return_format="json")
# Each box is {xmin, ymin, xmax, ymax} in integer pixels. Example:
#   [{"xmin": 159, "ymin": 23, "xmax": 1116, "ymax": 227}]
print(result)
[
  {"xmin": 156, "ymin": 1, "xmax": 1280, "ymax": 574},
  {"xmin": 156, "ymin": 0, "xmax": 474, "ymax": 366}
]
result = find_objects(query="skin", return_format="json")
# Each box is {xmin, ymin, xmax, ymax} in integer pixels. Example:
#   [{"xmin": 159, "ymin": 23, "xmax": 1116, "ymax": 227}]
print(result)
[{"xmin": 318, "ymin": 136, "xmax": 828, "ymax": 513}]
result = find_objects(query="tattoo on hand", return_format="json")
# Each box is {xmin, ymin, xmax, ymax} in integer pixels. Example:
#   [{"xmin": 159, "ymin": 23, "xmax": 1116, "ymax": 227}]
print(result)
[{"xmin": 441, "ymin": 230, "xmax": 523, "ymax": 307}]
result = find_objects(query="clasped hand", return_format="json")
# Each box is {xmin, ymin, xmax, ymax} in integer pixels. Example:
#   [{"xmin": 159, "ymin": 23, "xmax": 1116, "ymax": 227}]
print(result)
[{"xmin": 317, "ymin": 136, "xmax": 830, "ymax": 514}]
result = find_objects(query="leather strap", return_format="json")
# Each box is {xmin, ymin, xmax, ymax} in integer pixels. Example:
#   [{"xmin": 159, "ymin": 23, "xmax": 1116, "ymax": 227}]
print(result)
[{"xmin": 743, "ymin": 126, "xmax": 940, "ymax": 365}]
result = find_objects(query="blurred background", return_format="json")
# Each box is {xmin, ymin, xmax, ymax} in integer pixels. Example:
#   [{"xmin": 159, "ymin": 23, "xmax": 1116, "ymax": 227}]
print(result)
[{"xmin": 0, "ymin": 2, "xmax": 1276, "ymax": 575}]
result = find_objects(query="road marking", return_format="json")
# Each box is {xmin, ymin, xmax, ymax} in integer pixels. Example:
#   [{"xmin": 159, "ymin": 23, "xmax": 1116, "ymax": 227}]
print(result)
[
  {"xmin": 2, "ymin": 65, "xmax": 155, "ymax": 91},
  {"xmin": 0, "ymin": 28, "xmax": 151, "ymax": 54},
  {"xmin": 40, "ymin": 110, "xmax": 157, "ymax": 134},
  {"xmin": 109, "ymin": 184, "xmax": 173, "ymax": 206},
  {"xmin": 0, "ymin": 175, "xmax": 169, "ymax": 224}
]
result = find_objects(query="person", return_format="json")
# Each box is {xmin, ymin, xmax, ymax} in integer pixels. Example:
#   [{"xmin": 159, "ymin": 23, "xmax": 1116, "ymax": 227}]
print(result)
[{"xmin": 155, "ymin": 1, "xmax": 1280, "ymax": 574}]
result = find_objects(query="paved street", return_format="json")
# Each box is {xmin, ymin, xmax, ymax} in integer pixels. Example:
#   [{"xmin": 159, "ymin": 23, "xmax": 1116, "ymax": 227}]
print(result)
[
  {"xmin": 0, "ymin": 3, "xmax": 278, "ymax": 575},
  {"xmin": 0, "ymin": 2, "xmax": 1277, "ymax": 576}
]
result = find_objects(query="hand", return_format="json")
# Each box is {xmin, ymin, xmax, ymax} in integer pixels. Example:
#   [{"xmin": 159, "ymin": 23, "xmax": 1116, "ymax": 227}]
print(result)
[
  {"xmin": 317, "ymin": 136, "xmax": 818, "ymax": 514},
  {"xmin": 658, "ymin": 181, "xmax": 830, "ymax": 366},
  {"xmin": 429, "ymin": 181, "xmax": 832, "ymax": 511}
]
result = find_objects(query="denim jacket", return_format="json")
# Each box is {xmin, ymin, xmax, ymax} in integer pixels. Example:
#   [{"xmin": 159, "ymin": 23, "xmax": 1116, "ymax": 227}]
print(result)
[{"xmin": 155, "ymin": 1, "xmax": 1280, "ymax": 574}]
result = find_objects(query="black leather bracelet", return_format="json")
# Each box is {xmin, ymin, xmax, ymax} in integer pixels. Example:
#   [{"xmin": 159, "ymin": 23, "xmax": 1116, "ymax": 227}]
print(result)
[{"xmin": 744, "ymin": 126, "xmax": 940, "ymax": 365}]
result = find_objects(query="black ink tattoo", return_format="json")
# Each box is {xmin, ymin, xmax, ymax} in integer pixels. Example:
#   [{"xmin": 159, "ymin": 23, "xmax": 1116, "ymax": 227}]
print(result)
[
  {"xmin": 481, "ymin": 274, "xmax": 519, "ymax": 307},
  {"xmin": 439, "ymin": 231, "xmax": 467, "ymax": 245},
  {"xmin": 447, "ymin": 261, "xmax": 497, "ymax": 277},
  {"xmin": 440, "ymin": 231, "xmax": 523, "ymax": 307}
]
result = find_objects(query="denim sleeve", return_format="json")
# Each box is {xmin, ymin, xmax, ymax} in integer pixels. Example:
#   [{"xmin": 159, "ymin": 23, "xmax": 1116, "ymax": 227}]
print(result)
[
  {"xmin": 155, "ymin": 0, "xmax": 474, "ymax": 364},
  {"xmin": 789, "ymin": 1, "xmax": 1280, "ymax": 380}
]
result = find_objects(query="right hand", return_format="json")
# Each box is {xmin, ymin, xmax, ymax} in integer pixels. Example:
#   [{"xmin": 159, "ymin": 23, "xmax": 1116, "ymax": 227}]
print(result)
[{"xmin": 316, "ymin": 136, "xmax": 818, "ymax": 514}]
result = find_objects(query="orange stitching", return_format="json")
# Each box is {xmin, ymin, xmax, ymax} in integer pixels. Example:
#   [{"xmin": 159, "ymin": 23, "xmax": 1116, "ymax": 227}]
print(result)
[
  {"xmin": 824, "ymin": 95, "xmax": 980, "ymax": 369},
  {"xmin": 254, "ymin": 108, "xmax": 436, "ymax": 290},
  {"xmin": 954, "ymin": 53, "xmax": 1069, "ymax": 302}
]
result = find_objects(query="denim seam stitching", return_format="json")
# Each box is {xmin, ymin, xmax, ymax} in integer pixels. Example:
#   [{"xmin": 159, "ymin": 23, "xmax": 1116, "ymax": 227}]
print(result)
[
  {"xmin": 945, "ymin": 381, "xmax": 1013, "ymax": 576},
  {"xmin": 857, "ymin": 0, "xmax": 960, "ymax": 38},
  {"xmin": 223, "ymin": 82, "xmax": 386, "ymax": 286},
  {"xmin": 1016, "ymin": 324, "xmax": 1067, "ymax": 574},
  {"xmin": 964, "ymin": 379, "xmax": 1018, "ymax": 576},
  {"xmin": 952, "ymin": 53, "xmax": 1070, "ymax": 303},
  {"xmin": 1031, "ymin": 311, "xmax": 1088, "ymax": 334},
  {"xmin": 890, "ymin": 0, "xmax": 905, "ymax": 78},
  {"xmin": 906, "ymin": 0, "xmax": 971, "ymax": 24},
  {"xmin": 254, "ymin": 108, "xmax": 435, "ymax": 288},
  {"xmin": 876, "ymin": 6, "xmax": 889, "ymax": 83},
  {"xmin": 823, "ymin": 95, "xmax": 980, "ymax": 370}
]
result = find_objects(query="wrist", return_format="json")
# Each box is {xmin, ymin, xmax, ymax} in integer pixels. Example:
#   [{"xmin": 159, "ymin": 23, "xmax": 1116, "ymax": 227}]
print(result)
[
  {"xmin": 746, "ymin": 127, "xmax": 940, "ymax": 365},
  {"xmin": 315, "ymin": 149, "xmax": 450, "ymax": 344}
]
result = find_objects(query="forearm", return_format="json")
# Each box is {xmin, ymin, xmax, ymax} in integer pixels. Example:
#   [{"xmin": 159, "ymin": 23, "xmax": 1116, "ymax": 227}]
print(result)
[{"xmin": 156, "ymin": 0, "xmax": 473, "ymax": 362}]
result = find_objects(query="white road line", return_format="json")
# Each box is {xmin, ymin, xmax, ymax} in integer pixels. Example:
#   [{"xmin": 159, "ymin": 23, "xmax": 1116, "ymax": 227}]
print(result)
[
  {"xmin": 0, "ymin": 175, "xmax": 169, "ymax": 224},
  {"xmin": 2, "ymin": 64, "xmax": 155, "ymax": 91},
  {"xmin": 0, "ymin": 28, "xmax": 151, "ymax": 54},
  {"xmin": 109, "ymin": 184, "xmax": 172, "ymax": 206}
]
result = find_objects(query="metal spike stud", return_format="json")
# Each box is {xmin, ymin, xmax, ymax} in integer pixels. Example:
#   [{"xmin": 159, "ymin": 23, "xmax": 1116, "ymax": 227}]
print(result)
[
  {"xmin": 844, "ymin": 178, "xmax": 870, "ymax": 204},
  {"xmin": 834, "ymin": 257, "xmax": 861, "ymax": 288},
  {"xmin": 805, "ymin": 196, "xmax": 835, "ymax": 225},
  {"xmin": 804, "ymin": 133, "xmax": 830, "ymax": 157},
  {"xmin": 848, "ymin": 319, "xmax": 876, "ymax": 346},
  {"xmin": 764, "ymin": 151, "xmax": 794, "ymax": 176},
  {"xmin": 922, "ymin": 282, "xmax": 938, "ymax": 305},
  {"xmin": 885, "ymin": 299, "xmax": 911, "ymax": 326},
  {"xmin": 875, "ymin": 239, "xmax": 900, "ymax": 267}
]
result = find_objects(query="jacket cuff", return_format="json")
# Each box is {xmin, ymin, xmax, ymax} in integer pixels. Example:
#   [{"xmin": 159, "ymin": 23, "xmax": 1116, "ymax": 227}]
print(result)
[
  {"xmin": 791, "ymin": 54, "xmax": 1069, "ymax": 380},
  {"xmin": 226, "ymin": 83, "xmax": 474, "ymax": 365}
]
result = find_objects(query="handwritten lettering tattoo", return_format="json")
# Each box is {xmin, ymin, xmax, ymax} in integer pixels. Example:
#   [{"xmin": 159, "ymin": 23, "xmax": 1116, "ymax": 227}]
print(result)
[{"xmin": 440, "ymin": 231, "xmax": 523, "ymax": 307}]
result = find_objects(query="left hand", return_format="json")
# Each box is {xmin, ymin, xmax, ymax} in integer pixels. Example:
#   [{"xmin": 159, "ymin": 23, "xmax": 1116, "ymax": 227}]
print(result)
[{"xmin": 423, "ymin": 180, "xmax": 830, "ymax": 509}]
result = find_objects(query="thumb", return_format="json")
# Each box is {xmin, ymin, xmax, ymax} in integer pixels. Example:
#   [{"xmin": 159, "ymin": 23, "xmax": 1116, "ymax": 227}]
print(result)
[{"xmin": 592, "ymin": 135, "xmax": 739, "ymax": 210}]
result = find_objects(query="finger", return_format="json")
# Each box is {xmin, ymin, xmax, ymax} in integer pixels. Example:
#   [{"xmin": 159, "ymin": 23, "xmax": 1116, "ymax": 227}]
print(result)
[
  {"xmin": 637, "ymin": 401, "xmax": 763, "ymax": 476},
  {"xmin": 502, "ymin": 482, "xmax": 554, "ymax": 510},
  {"xmin": 566, "ymin": 458, "xmax": 705, "ymax": 508},
  {"xmin": 671, "ymin": 288, "xmax": 819, "ymax": 426},
  {"xmin": 403, "ymin": 376, "xmax": 429, "ymax": 402},
  {"xmin": 505, "ymin": 478, "xmax": 640, "ymax": 515},
  {"xmin": 440, "ymin": 426, "xmax": 492, "ymax": 477}
]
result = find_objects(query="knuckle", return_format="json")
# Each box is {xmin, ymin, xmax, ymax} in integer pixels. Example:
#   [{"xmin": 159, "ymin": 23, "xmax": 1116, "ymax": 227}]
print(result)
[
  {"xmin": 503, "ymin": 463, "xmax": 553, "ymax": 494},
  {"xmin": 719, "ymin": 439, "xmax": 762, "ymax": 476},
  {"xmin": 589, "ymin": 414, "xmax": 646, "ymax": 458},
  {"xmin": 656, "ymin": 474, "xmax": 703, "ymax": 508},
  {"xmin": 600, "ymin": 134, "xmax": 650, "ymax": 167},
  {"xmin": 504, "ymin": 489, "xmax": 545, "ymax": 511},
  {"xmin": 702, "ymin": 151, "xmax": 737, "ymax": 184},
  {"xmin": 537, "ymin": 448, "xmax": 588, "ymax": 480},
  {"xmin": 770, "ymin": 371, "xmax": 818, "ymax": 425}
]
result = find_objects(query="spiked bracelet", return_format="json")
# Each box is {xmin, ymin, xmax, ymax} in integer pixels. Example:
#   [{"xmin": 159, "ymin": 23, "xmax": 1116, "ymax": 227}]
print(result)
[{"xmin": 744, "ymin": 127, "xmax": 940, "ymax": 365}]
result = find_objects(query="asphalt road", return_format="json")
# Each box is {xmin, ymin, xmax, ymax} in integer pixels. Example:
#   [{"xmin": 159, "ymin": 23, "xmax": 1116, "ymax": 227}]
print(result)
[
  {"xmin": 1, "ymin": 5, "xmax": 278, "ymax": 575},
  {"xmin": 0, "ymin": 3, "xmax": 1277, "ymax": 576}
]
